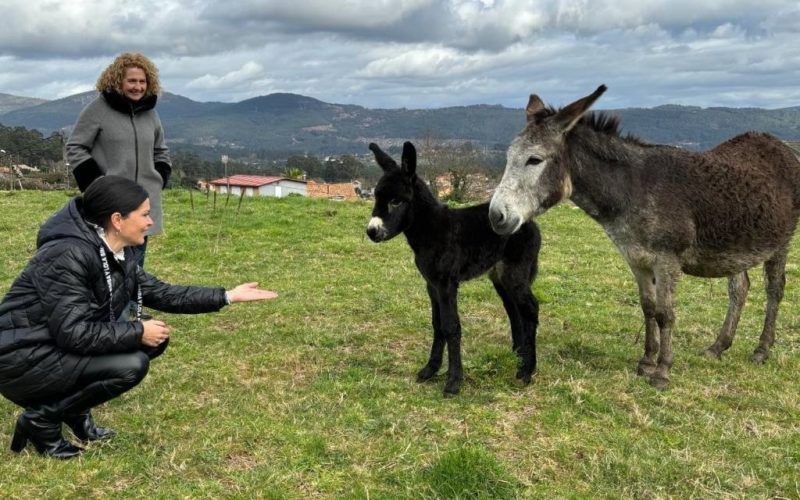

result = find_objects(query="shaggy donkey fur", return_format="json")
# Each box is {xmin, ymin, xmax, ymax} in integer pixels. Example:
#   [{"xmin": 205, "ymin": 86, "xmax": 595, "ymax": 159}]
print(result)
[
  {"xmin": 367, "ymin": 142, "xmax": 541, "ymax": 396},
  {"xmin": 490, "ymin": 85, "xmax": 800, "ymax": 390}
]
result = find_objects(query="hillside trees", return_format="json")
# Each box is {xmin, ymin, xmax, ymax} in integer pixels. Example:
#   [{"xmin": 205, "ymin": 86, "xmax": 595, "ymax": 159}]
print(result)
[
  {"xmin": 286, "ymin": 154, "xmax": 321, "ymax": 178},
  {"xmin": 169, "ymin": 151, "xmax": 225, "ymax": 187},
  {"xmin": 417, "ymin": 134, "xmax": 493, "ymax": 202},
  {"xmin": 0, "ymin": 124, "xmax": 63, "ymax": 169},
  {"xmin": 323, "ymin": 154, "xmax": 365, "ymax": 182}
]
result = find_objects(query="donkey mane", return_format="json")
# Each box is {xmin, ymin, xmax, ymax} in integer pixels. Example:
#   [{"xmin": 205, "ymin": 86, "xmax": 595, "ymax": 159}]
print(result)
[{"xmin": 539, "ymin": 106, "xmax": 650, "ymax": 146}]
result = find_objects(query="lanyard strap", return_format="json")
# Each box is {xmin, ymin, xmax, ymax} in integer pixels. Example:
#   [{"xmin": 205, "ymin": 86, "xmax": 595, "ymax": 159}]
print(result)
[
  {"xmin": 98, "ymin": 245, "xmax": 142, "ymax": 322},
  {"xmin": 135, "ymin": 271, "xmax": 142, "ymax": 321}
]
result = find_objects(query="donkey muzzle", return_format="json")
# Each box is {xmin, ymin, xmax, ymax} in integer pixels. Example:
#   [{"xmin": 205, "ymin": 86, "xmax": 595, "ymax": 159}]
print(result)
[
  {"xmin": 488, "ymin": 202, "xmax": 522, "ymax": 235},
  {"xmin": 366, "ymin": 217, "xmax": 388, "ymax": 242}
]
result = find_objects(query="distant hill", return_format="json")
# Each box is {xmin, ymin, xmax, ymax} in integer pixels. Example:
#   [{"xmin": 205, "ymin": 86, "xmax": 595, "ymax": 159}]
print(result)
[
  {"xmin": 1, "ymin": 91, "xmax": 799, "ymax": 155},
  {"xmin": 0, "ymin": 92, "xmax": 48, "ymax": 115},
  {"xmin": 0, "ymin": 91, "xmax": 226, "ymax": 135}
]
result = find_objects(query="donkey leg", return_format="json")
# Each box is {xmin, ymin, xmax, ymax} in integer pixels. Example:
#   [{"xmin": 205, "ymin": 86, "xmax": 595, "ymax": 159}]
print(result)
[
  {"xmin": 649, "ymin": 262, "xmax": 681, "ymax": 390},
  {"xmin": 632, "ymin": 267, "xmax": 659, "ymax": 376},
  {"xmin": 497, "ymin": 260, "xmax": 539, "ymax": 384},
  {"xmin": 753, "ymin": 248, "xmax": 788, "ymax": 364},
  {"xmin": 438, "ymin": 284, "xmax": 464, "ymax": 397},
  {"xmin": 510, "ymin": 286, "xmax": 539, "ymax": 384},
  {"xmin": 490, "ymin": 274, "xmax": 523, "ymax": 353},
  {"xmin": 491, "ymin": 279, "xmax": 532, "ymax": 383},
  {"xmin": 418, "ymin": 283, "xmax": 446, "ymax": 381},
  {"xmin": 703, "ymin": 271, "xmax": 749, "ymax": 359}
]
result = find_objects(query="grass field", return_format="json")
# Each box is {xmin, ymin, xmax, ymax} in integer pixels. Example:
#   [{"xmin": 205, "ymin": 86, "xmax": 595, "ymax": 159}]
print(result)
[{"xmin": 0, "ymin": 189, "xmax": 798, "ymax": 498}]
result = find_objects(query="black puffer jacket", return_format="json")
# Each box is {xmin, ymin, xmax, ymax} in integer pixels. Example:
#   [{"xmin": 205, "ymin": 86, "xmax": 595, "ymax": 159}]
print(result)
[{"xmin": 0, "ymin": 198, "xmax": 226, "ymax": 391}]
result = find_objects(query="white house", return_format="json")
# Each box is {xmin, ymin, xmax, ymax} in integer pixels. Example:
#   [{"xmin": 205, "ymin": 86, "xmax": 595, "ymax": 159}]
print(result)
[{"xmin": 209, "ymin": 175, "xmax": 307, "ymax": 197}]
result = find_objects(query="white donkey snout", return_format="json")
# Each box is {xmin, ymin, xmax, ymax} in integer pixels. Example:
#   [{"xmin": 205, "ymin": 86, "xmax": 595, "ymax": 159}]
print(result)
[{"xmin": 366, "ymin": 216, "xmax": 387, "ymax": 241}]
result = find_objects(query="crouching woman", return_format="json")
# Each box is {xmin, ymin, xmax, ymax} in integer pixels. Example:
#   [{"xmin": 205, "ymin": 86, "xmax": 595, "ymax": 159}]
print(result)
[{"xmin": 0, "ymin": 175, "xmax": 277, "ymax": 459}]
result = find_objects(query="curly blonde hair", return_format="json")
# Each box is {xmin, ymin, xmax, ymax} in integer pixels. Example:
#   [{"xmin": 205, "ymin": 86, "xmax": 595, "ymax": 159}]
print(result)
[{"xmin": 95, "ymin": 52, "xmax": 162, "ymax": 96}]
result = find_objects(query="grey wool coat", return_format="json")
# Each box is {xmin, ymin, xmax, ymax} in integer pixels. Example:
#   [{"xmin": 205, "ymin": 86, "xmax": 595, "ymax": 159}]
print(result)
[{"xmin": 66, "ymin": 91, "xmax": 172, "ymax": 234}]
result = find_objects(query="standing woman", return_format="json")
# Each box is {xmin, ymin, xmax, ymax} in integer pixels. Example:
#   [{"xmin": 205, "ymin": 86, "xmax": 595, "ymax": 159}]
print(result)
[
  {"xmin": 66, "ymin": 52, "xmax": 171, "ymax": 267},
  {"xmin": 0, "ymin": 176, "xmax": 277, "ymax": 459}
]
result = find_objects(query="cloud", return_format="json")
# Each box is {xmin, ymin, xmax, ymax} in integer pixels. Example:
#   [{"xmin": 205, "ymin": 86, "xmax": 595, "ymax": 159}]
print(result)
[
  {"xmin": 4, "ymin": 0, "xmax": 799, "ymax": 57},
  {"xmin": 1, "ymin": 0, "xmax": 798, "ymax": 109},
  {"xmin": 187, "ymin": 61, "xmax": 267, "ymax": 90},
  {"xmin": 201, "ymin": 0, "xmax": 435, "ymax": 30}
]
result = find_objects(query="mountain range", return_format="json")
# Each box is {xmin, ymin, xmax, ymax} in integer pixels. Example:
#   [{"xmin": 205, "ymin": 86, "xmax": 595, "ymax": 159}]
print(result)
[
  {"xmin": 1, "ymin": 91, "xmax": 799, "ymax": 156},
  {"xmin": 0, "ymin": 92, "xmax": 48, "ymax": 115}
]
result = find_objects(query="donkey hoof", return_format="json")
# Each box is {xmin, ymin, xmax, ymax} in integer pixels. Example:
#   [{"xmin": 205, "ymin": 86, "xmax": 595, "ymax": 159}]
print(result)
[
  {"xmin": 416, "ymin": 365, "xmax": 439, "ymax": 382},
  {"xmin": 647, "ymin": 375, "xmax": 670, "ymax": 391},
  {"xmin": 443, "ymin": 378, "xmax": 462, "ymax": 397},
  {"xmin": 636, "ymin": 361, "xmax": 656, "ymax": 377},
  {"xmin": 701, "ymin": 349, "xmax": 722, "ymax": 360},
  {"xmin": 515, "ymin": 369, "xmax": 533, "ymax": 385},
  {"xmin": 751, "ymin": 350, "xmax": 769, "ymax": 365}
]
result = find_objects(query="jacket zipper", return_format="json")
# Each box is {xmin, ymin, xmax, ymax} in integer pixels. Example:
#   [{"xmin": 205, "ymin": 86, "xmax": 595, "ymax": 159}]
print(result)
[{"xmin": 130, "ymin": 106, "xmax": 140, "ymax": 182}]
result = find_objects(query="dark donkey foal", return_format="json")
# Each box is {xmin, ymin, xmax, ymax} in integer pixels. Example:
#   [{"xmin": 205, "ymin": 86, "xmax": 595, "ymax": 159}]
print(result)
[{"xmin": 366, "ymin": 142, "xmax": 541, "ymax": 396}]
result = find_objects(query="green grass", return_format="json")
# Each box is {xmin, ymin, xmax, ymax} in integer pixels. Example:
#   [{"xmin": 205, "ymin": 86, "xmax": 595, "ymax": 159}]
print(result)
[{"xmin": 1, "ymin": 189, "xmax": 799, "ymax": 498}]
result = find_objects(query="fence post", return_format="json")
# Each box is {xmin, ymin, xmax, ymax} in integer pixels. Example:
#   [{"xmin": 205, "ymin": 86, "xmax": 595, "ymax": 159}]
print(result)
[{"xmin": 236, "ymin": 190, "xmax": 245, "ymax": 214}]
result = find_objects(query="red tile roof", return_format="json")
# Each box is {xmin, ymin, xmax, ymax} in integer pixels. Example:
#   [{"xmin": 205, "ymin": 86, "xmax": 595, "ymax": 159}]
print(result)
[{"xmin": 210, "ymin": 175, "xmax": 290, "ymax": 187}]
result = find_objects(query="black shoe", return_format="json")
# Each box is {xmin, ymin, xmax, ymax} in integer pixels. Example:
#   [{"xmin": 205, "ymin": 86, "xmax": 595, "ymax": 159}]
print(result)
[
  {"xmin": 10, "ymin": 413, "xmax": 83, "ymax": 459},
  {"xmin": 64, "ymin": 411, "xmax": 116, "ymax": 442}
]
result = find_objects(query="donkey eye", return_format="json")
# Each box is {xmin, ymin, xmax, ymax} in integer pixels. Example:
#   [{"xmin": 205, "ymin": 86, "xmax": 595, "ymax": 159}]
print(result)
[
  {"xmin": 526, "ymin": 156, "xmax": 543, "ymax": 166},
  {"xmin": 388, "ymin": 200, "xmax": 403, "ymax": 210}
]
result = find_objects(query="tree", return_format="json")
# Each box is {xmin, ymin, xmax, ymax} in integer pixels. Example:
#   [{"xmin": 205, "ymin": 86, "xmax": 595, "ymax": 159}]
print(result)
[
  {"xmin": 283, "ymin": 167, "xmax": 304, "ymax": 180},
  {"xmin": 339, "ymin": 155, "xmax": 364, "ymax": 181},
  {"xmin": 170, "ymin": 151, "xmax": 223, "ymax": 187},
  {"xmin": 286, "ymin": 154, "xmax": 321, "ymax": 179},
  {"xmin": 322, "ymin": 154, "xmax": 364, "ymax": 182},
  {"xmin": 0, "ymin": 124, "xmax": 63, "ymax": 170},
  {"xmin": 417, "ymin": 132, "xmax": 489, "ymax": 203}
]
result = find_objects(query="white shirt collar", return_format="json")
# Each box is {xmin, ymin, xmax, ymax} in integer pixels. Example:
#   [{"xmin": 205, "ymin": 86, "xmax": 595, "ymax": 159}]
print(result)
[{"xmin": 94, "ymin": 226, "xmax": 126, "ymax": 261}]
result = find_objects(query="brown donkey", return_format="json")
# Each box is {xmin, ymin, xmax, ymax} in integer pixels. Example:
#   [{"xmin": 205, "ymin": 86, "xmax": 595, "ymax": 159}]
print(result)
[{"xmin": 489, "ymin": 85, "xmax": 800, "ymax": 389}]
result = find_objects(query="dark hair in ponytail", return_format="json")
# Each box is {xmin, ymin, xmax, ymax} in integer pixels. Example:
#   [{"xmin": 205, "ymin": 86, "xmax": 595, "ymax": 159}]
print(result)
[{"xmin": 81, "ymin": 175, "xmax": 149, "ymax": 228}]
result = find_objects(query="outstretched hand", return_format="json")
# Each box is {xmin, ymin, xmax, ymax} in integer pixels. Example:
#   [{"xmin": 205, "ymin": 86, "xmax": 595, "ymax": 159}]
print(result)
[{"xmin": 227, "ymin": 282, "xmax": 278, "ymax": 303}]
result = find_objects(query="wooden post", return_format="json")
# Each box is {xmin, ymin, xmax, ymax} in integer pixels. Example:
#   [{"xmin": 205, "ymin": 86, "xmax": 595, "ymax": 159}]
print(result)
[{"xmin": 236, "ymin": 190, "xmax": 245, "ymax": 214}]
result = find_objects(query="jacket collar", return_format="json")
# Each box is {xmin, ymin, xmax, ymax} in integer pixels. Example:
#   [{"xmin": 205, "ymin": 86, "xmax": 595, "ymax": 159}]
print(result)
[
  {"xmin": 37, "ymin": 197, "xmax": 102, "ymax": 249},
  {"xmin": 102, "ymin": 90, "xmax": 158, "ymax": 115}
]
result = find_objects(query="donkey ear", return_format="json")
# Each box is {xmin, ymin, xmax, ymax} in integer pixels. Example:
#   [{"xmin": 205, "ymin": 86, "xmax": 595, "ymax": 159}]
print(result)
[
  {"xmin": 401, "ymin": 141, "xmax": 417, "ymax": 177},
  {"xmin": 369, "ymin": 143, "xmax": 398, "ymax": 171},
  {"xmin": 526, "ymin": 94, "xmax": 547, "ymax": 123},
  {"xmin": 554, "ymin": 84, "xmax": 607, "ymax": 133}
]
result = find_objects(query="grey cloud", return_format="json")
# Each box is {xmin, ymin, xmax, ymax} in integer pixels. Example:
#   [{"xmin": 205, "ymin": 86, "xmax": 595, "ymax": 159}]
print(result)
[
  {"xmin": 1, "ymin": 0, "xmax": 798, "ymax": 109},
  {"xmin": 4, "ymin": 0, "xmax": 799, "ymax": 57}
]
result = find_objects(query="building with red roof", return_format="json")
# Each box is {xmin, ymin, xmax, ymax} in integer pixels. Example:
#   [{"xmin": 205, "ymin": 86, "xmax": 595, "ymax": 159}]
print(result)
[{"xmin": 209, "ymin": 175, "xmax": 307, "ymax": 197}]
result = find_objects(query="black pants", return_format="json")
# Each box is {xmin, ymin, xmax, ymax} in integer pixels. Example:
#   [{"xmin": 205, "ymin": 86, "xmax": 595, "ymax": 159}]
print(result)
[{"xmin": 15, "ymin": 340, "xmax": 168, "ymax": 418}]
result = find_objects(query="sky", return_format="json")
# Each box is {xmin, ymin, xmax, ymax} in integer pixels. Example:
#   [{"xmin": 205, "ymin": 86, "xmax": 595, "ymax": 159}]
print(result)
[{"xmin": 1, "ymin": 0, "xmax": 799, "ymax": 110}]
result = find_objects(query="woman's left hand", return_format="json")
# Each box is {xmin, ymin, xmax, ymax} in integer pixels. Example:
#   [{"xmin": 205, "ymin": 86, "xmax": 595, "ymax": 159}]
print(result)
[{"xmin": 227, "ymin": 282, "xmax": 278, "ymax": 303}]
